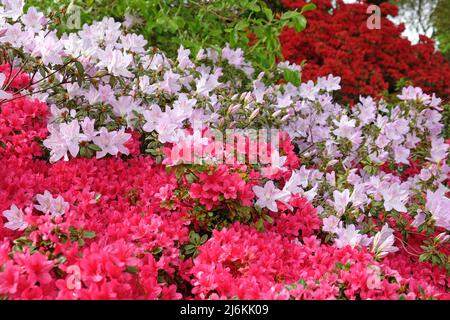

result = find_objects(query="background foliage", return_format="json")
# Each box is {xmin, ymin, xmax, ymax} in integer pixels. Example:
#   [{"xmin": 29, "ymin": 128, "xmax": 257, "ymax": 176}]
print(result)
[{"xmin": 25, "ymin": 0, "xmax": 311, "ymax": 72}]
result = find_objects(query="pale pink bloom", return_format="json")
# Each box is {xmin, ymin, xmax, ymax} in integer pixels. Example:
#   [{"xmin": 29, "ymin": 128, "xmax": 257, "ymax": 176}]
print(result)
[
  {"xmin": 322, "ymin": 215, "xmax": 341, "ymax": 233},
  {"xmin": 2, "ymin": 204, "xmax": 26, "ymax": 231},
  {"xmin": 93, "ymin": 128, "xmax": 131, "ymax": 159},
  {"xmin": 419, "ymin": 168, "xmax": 432, "ymax": 181},
  {"xmin": 43, "ymin": 120, "xmax": 87, "ymax": 162},
  {"xmin": 0, "ymin": 0, "xmax": 24, "ymax": 20},
  {"xmin": 222, "ymin": 43, "xmax": 244, "ymax": 67},
  {"xmin": 277, "ymin": 61, "xmax": 301, "ymax": 73},
  {"xmin": 80, "ymin": 117, "xmax": 98, "ymax": 141},
  {"xmin": 393, "ymin": 144, "xmax": 410, "ymax": 165},
  {"xmin": 276, "ymin": 92, "xmax": 293, "ymax": 109},
  {"xmin": 412, "ymin": 211, "xmax": 426, "ymax": 228},
  {"xmin": 426, "ymin": 187, "xmax": 450, "ymax": 230},
  {"xmin": 59, "ymin": 120, "xmax": 87, "ymax": 157},
  {"xmin": 171, "ymin": 93, "xmax": 196, "ymax": 122},
  {"xmin": 32, "ymin": 31, "xmax": 64, "ymax": 65},
  {"xmin": 335, "ymin": 224, "xmax": 362, "ymax": 248},
  {"xmin": 371, "ymin": 224, "xmax": 399, "ymax": 258},
  {"xmin": 177, "ymin": 45, "xmax": 194, "ymax": 70},
  {"xmin": 97, "ymin": 46, "xmax": 133, "ymax": 77},
  {"xmin": 299, "ymin": 80, "xmax": 319, "ymax": 101},
  {"xmin": 333, "ymin": 115, "xmax": 356, "ymax": 139},
  {"xmin": 428, "ymin": 137, "xmax": 448, "ymax": 163},
  {"xmin": 196, "ymin": 69, "xmax": 221, "ymax": 97},
  {"xmin": 0, "ymin": 73, "xmax": 12, "ymax": 100},
  {"xmin": 142, "ymin": 104, "xmax": 163, "ymax": 133},
  {"xmin": 253, "ymin": 181, "xmax": 291, "ymax": 213},
  {"xmin": 22, "ymin": 7, "xmax": 47, "ymax": 32},
  {"xmin": 120, "ymin": 33, "xmax": 147, "ymax": 53},
  {"xmin": 34, "ymin": 190, "xmax": 54, "ymax": 214},
  {"xmin": 35, "ymin": 191, "xmax": 69, "ymax": 217},
  {"xmin": 332, "ymin": 189, "xmax": 351, "ymax": 215},
  {"xmin": 381, "ymin": 183, "xmax": 409, "ymax": 212},
  {"xmin": 51, "ymin": 195, "xmax": 69, "ymax": 217},
  {"xmin": 317, "ymin": 74, "xmax": 341, "ymax": 92},
  {"xmin": 160, "ymin": 70, "xmax": 181, "ymax": 94}
]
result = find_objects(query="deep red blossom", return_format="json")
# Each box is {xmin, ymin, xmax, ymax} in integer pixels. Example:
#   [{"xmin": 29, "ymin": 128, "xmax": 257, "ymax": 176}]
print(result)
[{"xmin": 280, "ymin": 0, "xmax": 450, "ymax": 103}]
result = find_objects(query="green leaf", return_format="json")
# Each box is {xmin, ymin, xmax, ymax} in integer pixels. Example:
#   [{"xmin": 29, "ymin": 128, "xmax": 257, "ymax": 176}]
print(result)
[
  {"xmin": 301, "ymin": 3, "xmax": 317, "ymax": 13},
  {"xmin": 74, "ymin": 61, "xmax": 85, "ymax": 77},
  {"xmin": 125, "ymin": 266, "xmax": 139, "ymax": 274},
  {"xmin": 291, "ymin": 15, "xmax": 307, "ymax": 32},
  {"xmin": 419, "ymin": 254, "xmax": 429, "ymax": 263},
  {"xmin": 235, "ymin": 20, "xmax": 249, "ymax": 31},
  {"xmin": 247, "ymin": 2, "xmax": 260, "ymax": 12},
  {"xmin": 82, "ymin": 230, "xmax": 96, "ymax": 239},
  {"xmin": 88, "ymin": 143, "xmax": 102, "ymax": 151},
  {"xmin": 263, "ymin": 8, "xmax": 273, "ymax": 21},
  {"xmin": 281, "ymin": 11, "xmax": 298, "ymax": 21},
  {"xmin": 255, "ymin": 218, "xmax": 264, "ymax": 231}
]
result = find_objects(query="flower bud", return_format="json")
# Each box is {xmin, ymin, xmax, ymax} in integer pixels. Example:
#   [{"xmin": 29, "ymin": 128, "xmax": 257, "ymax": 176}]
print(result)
[
  {"xmin": 281, "ymin": 114, "xmax": 290, "ymax": 122},
  {"xmin": 227, "ymin": 104, "xmax": 241, "ymax": 114},
  {"xmin": 249, "ymin": 108, "xmax": 260, "ymax": 122},
  {"xmin": 272, "ymin": 110, "xmax": 282, "ymax": 118}
]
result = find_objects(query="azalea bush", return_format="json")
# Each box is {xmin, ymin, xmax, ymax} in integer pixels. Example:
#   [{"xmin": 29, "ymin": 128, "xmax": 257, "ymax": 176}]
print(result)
[
  {"xmin": 24, "ymin": 0, "xmax": 311, "ymax": 72},
  {"xmin": 0, "ymin": 1, "xmax": 449, "ymax": 300},
  {"xmin": 280, "ymin": 0, "xmax": 450, "ymax": 104}
]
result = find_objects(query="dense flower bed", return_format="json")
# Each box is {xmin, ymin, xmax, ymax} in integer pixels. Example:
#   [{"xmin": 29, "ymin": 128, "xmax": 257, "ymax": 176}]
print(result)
[
  {"xmin": 0, "ymin": 1, "xmax": 449, "ymax": 300},
  {"xmin": 280, "ymin": 0, "xmax": 450, "ymax": 103}
]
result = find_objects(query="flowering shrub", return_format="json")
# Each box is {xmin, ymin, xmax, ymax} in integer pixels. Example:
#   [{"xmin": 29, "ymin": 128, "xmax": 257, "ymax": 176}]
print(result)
[
  {"xmin": 191, "ymin": 223, "xmax": 449, "ymax": 300},
  {"xmin": 280, "ymin": 0, "xmax": 450, "ymax": 103},
  {"xmin": 0, "ymin": 2, "xmax": 449, "ymax": 300}
]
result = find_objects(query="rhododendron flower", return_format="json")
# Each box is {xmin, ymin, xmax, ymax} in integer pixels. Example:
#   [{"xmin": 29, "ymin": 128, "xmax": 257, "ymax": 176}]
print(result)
[
  {"xmin": 332, "ymin": 189, "xmax": 351, "ymax": 216},
  {"xmin": 2, "ymin": 204, "xmax": 26, "ymax": 230},
  {"xmin": 177, "ymin": 45, "xmax": 194, "ymax": 70},
  {"xmin": 317, "ymin": 75, "xmax": 341, "ymax": 92},
  {"xmin": 0, "ymin": 0, "xmax": 24, "ymax": 20},
  {"xmin": 322, "ymin": 215, "xmax": 341, "ymax": 234},
  {"xmin": 333, "ymin": 115, "xmax": 356, "ymax": 139},
  {"xmin": 21, "ymin": 7, "xmax": 47, "ymax": 32},
  {"xmin": 428, "ymin": 138, "xmax": 449, "ymax": 164},
  {"xmin": 35, "ymin": 190, "xmax": 69, "ymax": 217},
  {"xmin": 411, "ymin": 211, "xmax": 426, "ymax": 228},
  {"xmin": 97, "ymin": 46, "xmax": 133, "ymax": 77},
  {"xmin": 93, "ymin": 128, "xmax": 131, "ymax": 158},
  {"xmin": 32, "ymin": 31, "xmax": 64, "ymax": 65},
  {"xmin": 426, "ymin": 187, "xmax": 450, "ymax": 230},
  {"xmin": 80, "ymin": 117, "xmax": 98, "ymax": 141},
  {"xmin": 299, "ymin": 80, "xmax": 319, "ymax": 100},
  {"xmin": 381, "ymin": 183, "xmax": 409, "ymax": 212},
  {"xmin": 0, "ymin": 73, "xmax": 12, "ymax": 100},
  {"xmin": 253, "ymin": 181, "xmax": 291, "ymax": 212},
  {"xmin": 334, "ymin": 224, "xmax": 363, "ymax": 248},
  {"xmin": 43, "ymin": 120, "xmax": 88, "ymax": 162},
  {"xmin": 371, "ymin": 224, "xmax": 399, "ymax": 259},
  {"xmin": 222, "ymin": 43, "xmax": 244, "ymax": 68},
  {"xmin": 14, "ymin": 251, "xmax": 54, "ymax": 285}
]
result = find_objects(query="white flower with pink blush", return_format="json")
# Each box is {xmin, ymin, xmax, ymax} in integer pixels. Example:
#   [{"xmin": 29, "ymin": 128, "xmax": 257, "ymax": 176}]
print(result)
[
  {"xmin": 35, "ymin": 191, "xmax": 69, "ymax": 217},
  {"xmin": 253, "ymin": 181, "xmax": 291, "ymax": 213},
  {"xmin": 381, "ymin": 183, "xmax": 409, "ymax": 213},
  {"xmin": 371, "ymin": 224, "xmax": 399, "ymax": 259},
  {"xmin": 0, "ymin": 73, "xmax": 12, "ymax": 100},
  {"xmin": 93, "ymin": 128, "xmax": 131, "ymax": 159},
  {"xmin": 3, "ymin": 204, "xmax": 26, "ymax": 231}
]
